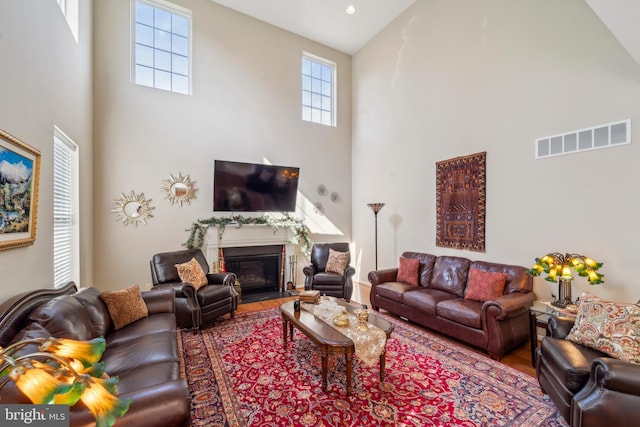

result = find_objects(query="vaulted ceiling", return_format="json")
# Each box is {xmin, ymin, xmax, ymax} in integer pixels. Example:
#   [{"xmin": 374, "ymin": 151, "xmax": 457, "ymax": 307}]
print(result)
[
  {"xmin": 209, "ymin": 0, "xmax": 415, "ymax": 55},
  {"xmin": 585, "ymin": 0, "xmax": 640, "ymax": 67},
  {"xmin": 210, "ymin": 0, "xmax": 640, "ymax": 68}
]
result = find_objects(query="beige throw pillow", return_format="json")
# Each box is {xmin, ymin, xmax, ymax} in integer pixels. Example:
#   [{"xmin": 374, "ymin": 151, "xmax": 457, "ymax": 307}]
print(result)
[
  {"xmin": 326, "ymin": 248, "xmax": 349, "ymax": 275},
  {"xmin": 175, "ymin": 257, "xmax": 208, "ymax": 290},
  {"xmin": 566, "ymin": 292, "xmax": 640, "ymax": 364},
  {"xmin": 100, "ymin": 285, "xmax": 149, "ymax": 330}
]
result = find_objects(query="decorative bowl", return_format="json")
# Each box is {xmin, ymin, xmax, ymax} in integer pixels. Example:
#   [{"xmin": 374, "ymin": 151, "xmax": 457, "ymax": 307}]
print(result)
[{"xmin": 333, "ymin": 314, "xmax": 350, "ymax": 327}]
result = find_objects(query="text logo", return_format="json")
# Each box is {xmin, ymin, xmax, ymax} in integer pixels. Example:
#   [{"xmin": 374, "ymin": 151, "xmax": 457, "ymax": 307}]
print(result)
[{"xmin": 0, "ymin": 405, "xmax": 69, "ymax": 426}]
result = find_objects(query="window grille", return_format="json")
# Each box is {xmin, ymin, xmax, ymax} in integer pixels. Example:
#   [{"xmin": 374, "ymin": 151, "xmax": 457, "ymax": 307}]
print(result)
[
  {"xmin": 302, "ymin": 53, "xmax": 336, "ymax": 126},
  {"xmin": 133, "ymin": 0, "xmax": 192, "ymax": 94}
]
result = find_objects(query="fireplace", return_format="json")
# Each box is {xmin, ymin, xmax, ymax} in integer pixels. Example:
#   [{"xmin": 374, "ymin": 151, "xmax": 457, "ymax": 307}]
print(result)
[
  {"xmin": 205, "ymin": 225, "xmax": 298, "ymax": 292},
  {"xmin": 223, "ymin": 245, "xmax": 283, "ymax": 295}
]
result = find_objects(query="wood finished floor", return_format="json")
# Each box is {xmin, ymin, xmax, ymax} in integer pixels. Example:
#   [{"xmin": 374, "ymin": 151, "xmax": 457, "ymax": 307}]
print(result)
[{"xmin": 237, "ymin": 283, "xmax": 536, "ymax": 378}]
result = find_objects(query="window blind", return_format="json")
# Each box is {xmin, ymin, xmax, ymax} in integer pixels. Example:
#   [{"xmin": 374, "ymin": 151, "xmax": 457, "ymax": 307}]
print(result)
[{"xmin": 53, "ymin": 133, "xmax": 76, "ymax": 288}]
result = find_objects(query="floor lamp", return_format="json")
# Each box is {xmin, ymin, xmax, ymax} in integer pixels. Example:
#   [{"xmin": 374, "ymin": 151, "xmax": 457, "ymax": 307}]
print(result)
[{"xmin": 367, "ymin": 203, "xmax": 385, "ymax": 270}]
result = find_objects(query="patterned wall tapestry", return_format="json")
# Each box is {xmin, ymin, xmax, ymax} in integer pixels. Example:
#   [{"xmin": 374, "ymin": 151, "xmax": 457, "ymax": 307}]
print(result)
[{"xmin": 436, "ymin": 151, "xmax": 486, "ymax": 252}]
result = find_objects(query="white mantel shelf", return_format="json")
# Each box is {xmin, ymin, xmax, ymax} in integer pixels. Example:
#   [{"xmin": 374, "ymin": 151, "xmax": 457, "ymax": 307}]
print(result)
[{"xmin": 206, "ymin": 224, "xmax": 294, "ymax": 249}]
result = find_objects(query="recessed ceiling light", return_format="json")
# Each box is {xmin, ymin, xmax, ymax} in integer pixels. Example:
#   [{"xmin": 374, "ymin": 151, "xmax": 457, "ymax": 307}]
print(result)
[{"xmin": 346, "ymin": 4, "xmax": 356, "ymax": 15}]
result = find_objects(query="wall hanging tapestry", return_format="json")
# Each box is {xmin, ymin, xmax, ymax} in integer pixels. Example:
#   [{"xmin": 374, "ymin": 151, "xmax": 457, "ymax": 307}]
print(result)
[{"xmin": 436, "ymin": 151, "xmax": 486, "ymax": 252}]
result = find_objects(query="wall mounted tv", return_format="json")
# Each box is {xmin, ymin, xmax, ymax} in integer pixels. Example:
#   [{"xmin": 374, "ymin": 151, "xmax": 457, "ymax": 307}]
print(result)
[{"xmin": 213, "ymin": 160, "xmax": 300, "ymax": 212}]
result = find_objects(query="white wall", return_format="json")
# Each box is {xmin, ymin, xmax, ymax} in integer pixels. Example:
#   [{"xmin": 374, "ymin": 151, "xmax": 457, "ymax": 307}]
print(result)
[
  {"xmin": 352, "ymin": 0, "xmax": 640, "ymax": 303},
  {"xmin": 0, "ymin": 0, "xmax": 93, "ymax": 303},
  {"xmin": 92, "ymin": 0, "xmax": 352, "ymax": 291},
  {"xmin": 3, "ymin": 0, "xmax": 638, "ymax": 305}
]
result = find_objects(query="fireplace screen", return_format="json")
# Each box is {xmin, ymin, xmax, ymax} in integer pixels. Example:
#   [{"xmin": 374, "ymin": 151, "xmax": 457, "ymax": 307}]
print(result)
[{"xmin": 224, "ymin": 245, "xmax": 283, "ymax": 294}]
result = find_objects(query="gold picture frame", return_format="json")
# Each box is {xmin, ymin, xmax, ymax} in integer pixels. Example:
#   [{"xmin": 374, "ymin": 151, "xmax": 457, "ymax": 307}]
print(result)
[{"xmin": 0, "ymin": 129, "xmax": 41, "ymax": 250}]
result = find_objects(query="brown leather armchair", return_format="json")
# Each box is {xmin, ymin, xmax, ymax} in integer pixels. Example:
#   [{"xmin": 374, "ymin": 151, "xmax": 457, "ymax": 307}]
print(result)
[
  {"xmin": 150, "ymin": 248, "xmax": 238, "ymax": 329},
  {"xmin": 536, "ymin": 315, "xmax": 640, "ymax": 427},
  {"xmin": 303, "ymin": 243, "xmax": 355, "ymax": 302}
]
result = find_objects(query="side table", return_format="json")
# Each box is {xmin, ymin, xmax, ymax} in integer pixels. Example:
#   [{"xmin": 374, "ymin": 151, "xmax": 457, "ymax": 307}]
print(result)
[{"xmin": 528, "ymin": 301, "xmax": 557, "ymax": 367}]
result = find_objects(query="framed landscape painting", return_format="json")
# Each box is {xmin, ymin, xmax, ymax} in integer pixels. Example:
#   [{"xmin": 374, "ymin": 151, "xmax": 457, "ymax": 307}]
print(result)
[{"xmin": 0, "ymin": 129, "xmax": 41, "ymax": 250}]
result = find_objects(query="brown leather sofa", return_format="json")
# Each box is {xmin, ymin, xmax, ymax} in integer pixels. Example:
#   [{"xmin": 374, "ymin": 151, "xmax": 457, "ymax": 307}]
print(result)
[
  {"xmin": 0, "ymin": 282, "xmax": 190, "ymax": 427},
  {"xmin": 536, "ymin": 315, "xmax": 640, "ymax": 427},
  {"xmin": 368, "ymin": 252, "xmax": 535, "ymax": 359}
]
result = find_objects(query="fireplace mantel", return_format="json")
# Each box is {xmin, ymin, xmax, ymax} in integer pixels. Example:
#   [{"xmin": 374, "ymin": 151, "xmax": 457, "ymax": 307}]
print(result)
[{"xmin": 205, "ymin": 225, "xmax": 299, "ymax": 289}]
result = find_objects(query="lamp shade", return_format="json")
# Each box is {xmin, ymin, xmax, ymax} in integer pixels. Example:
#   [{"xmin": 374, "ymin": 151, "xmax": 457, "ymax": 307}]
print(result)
[
  {"xmin": 528, "ymin": 252, "xmax": 604, "ymax": 307},
  {"xmin": 0, "ymin": 336, "xmax": 131, "ymax": 427},
  {"xmin": 528, "ymin": 252, "xmax": 604, "ymax": 285},
  {"xmin": 367, "ymin": 203, "xmax": 385, "ymax": 214}
]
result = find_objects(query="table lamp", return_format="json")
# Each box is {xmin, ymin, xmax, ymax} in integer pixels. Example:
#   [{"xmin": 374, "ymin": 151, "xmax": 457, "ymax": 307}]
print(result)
[{"xmin": 528, "ymin": 252, "xmax": 604, "ymax": 307}]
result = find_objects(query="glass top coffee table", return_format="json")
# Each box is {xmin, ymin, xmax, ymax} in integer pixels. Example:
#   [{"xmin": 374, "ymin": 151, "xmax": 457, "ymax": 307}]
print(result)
[{"xmin": 279, "ymin": 299, "xmax": 394, "ymax": 396}]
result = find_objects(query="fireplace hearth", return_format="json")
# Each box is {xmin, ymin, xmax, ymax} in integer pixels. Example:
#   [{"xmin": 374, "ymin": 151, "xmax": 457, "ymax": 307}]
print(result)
[{"xmin": 223, "ymin": 245, "xmax": 283, "ymax": 295}]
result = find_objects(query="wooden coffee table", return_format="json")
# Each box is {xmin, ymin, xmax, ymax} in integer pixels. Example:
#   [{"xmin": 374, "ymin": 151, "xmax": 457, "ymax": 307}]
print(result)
[{"xmin": 279, "ymin": 299, "xmax": 393, "ymax": 395}]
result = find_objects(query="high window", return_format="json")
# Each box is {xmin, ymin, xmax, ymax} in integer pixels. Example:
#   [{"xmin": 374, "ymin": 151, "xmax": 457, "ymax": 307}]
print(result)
[
  {"xmin": 132, "ymin": 0, "xmax": 191, "ymax": 94},
  {"xmin": 53, "ymin": 128, "xmax": 79, "ymax": 288},
  {"xmin": 302, "ymin": 53, "xmax": 336, "ymax": 126}
]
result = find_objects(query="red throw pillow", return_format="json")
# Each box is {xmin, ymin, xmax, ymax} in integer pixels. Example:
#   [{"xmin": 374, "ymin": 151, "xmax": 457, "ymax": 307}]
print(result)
[
  {"xmin": 464, "ymin": 268, "xmax": 508, "ymax": 302},
  {"xmin": 397, "ymin": 257, "xmax": 420, "ymax": 286}
]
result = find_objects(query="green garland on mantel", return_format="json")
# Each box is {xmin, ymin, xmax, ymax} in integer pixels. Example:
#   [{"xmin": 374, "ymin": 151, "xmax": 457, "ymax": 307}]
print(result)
[{"xmin": 183, "ymin": 213, "xmax": 313, "ymax": 256}]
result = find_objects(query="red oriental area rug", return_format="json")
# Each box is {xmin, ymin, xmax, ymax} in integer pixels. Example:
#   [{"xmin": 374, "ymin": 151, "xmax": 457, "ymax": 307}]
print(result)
[{"xmin": 177, "ymin": 308, "xmax": 567, "ymax": 427}]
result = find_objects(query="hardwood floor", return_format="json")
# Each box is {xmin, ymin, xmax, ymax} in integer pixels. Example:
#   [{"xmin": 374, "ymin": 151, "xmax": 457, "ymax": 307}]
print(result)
[{"xmin": 237, "ymin": 283, "xmax": 536, "ymax": 377}]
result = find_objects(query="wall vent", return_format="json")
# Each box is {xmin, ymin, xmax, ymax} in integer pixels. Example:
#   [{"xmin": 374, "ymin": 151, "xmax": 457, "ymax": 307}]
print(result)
[{"xmin": 535, "ymin": 119, "xmax": 630, "ymax": 159}]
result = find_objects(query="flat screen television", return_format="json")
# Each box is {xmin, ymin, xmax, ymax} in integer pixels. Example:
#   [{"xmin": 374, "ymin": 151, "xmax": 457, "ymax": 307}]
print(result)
[{"xmin": 213, "ymin": 160, "xmax": 300, "ymax": 212}]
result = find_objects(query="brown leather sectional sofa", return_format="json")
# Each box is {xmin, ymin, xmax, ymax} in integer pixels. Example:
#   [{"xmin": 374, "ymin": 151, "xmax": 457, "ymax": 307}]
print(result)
[
  {"xmin": 368, "ymin": 251, "xmax": 535, "ymax": 359},
  {"xmin": 0, "ymin": 282, "xmax": 190, "ymax": 427}
]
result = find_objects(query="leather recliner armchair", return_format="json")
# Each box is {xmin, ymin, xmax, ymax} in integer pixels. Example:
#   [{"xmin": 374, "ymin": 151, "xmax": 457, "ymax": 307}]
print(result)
[
  {"xmin": 536, "ymin": 315, "xmax": 640, "ymax": 427},
  {"xmin": 303, "ymin": 243, "xmax": 355, "ymax": 302},
  {"xmin": 150, "ymin": 248, "xmax": 238, "ymax": 329}
]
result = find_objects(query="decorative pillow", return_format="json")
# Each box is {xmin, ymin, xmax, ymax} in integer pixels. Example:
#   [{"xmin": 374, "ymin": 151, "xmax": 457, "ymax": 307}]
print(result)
[
  {"xmin": 326, "ymin": 249, "xmax": 349, "ymax": 275},
  {"xmin": 566, "ymin": 292, "xmax": 640, "ymax": 364},
  {"xmin": 175, "ymin": 257, "xmax": 208, "ymax": 290},
  {"xmin": 100, "ymin": 285, "xmax": 149, "ymax": 330},
  {"xmin": 464, "ymin": 268, "xmax": 508, "ymax": 302},
  {"xmin": 397, "ymin": 257, "xmax": 420, "ymax": 286}
]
